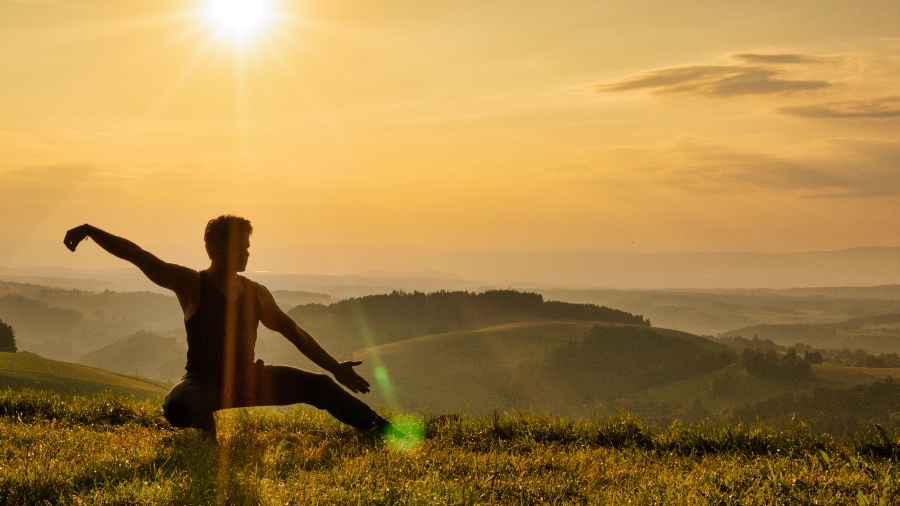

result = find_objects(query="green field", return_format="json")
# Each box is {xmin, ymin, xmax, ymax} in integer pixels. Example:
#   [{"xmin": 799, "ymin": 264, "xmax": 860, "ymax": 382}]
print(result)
[
  {"xmin": 0, "ymin": 352, "xmax": 170, "ymax": 400},
  {"xmin": 353, "ymin": 321, "xmax": 599, "ymax": 414},
  {"xmin": 350, "ymin": 321, "xmax": 891, "ymax": 423},
  {"xmin": 1, "ymin": 389, "xmax": 898, "ymax": 505}
]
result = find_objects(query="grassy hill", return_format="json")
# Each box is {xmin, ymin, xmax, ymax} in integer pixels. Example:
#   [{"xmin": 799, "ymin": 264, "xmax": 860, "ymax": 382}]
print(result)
[
  {"xmin": 1, "ymin": 390, "xmax": 898, "ymax": 505},
  {"xmin": 0, "ymin": 352, "xmax": 169, "ymax": 400},
  {"xmin": 352, "ymin": 320, "xmax": 896, "ymax": 431},
  {"xmin": 540, "ymin": 285, "xmax": 900, "ymax": 336},
  {"xmin": 353, "ymin": 321, "xmax": 599, "ymax": 414},
  {"xmin": 352, "ymin": 321, "xmax": 740, "ymax": 416}
]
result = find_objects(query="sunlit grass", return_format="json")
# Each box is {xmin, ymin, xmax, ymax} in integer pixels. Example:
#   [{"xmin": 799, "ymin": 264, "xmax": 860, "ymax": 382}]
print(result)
[{"xmin": 1, "ymin": 389, "xmax": 898, "ymax": 504}]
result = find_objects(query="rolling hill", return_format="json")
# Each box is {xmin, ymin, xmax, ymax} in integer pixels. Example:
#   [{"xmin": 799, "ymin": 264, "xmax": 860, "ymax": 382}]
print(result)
[
  {"xmin": 352, "ymin": 321, "xmax": 740, "ymax": 416},
  {"xmin": 540, "ymin": 285, "xmax": 900, "ymax": 336},
  {"xmin": 352, "ymin": 320, "xmax": 894, "ymax": 427},
  {"xmin": 0, "ymin": 351, "xmax": 169, "ymax": 400},
  {"xmin": 721, "ymin": 313, "xmax": 900, "ymax": 353},
  {"xmin": 352, "ymin": 320, "xmax": 598, "ymax": 414}
]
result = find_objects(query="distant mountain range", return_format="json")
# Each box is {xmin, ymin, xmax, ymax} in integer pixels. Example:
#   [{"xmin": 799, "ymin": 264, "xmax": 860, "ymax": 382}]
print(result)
[{"xmin": 3, "ymin": 245, "xmax": 899, "ymax": 292}]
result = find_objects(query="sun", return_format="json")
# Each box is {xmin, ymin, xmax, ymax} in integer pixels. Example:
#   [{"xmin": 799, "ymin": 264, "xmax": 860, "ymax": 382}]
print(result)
[{"xmin": 202, "ymin": 0, "xmax": 276, "ymax": 41}]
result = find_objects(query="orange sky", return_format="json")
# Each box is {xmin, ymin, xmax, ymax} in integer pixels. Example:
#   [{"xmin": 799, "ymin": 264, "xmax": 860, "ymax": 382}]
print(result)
[{"xmin": 1, "ymin": 0, "xmax": 899, "ymax": 274}]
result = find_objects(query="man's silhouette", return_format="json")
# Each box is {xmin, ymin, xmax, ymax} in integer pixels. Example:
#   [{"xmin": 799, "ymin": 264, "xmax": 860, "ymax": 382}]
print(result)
[{"xmin": 64, "ymin": 216, "xmax": 392, "ymax": 437}]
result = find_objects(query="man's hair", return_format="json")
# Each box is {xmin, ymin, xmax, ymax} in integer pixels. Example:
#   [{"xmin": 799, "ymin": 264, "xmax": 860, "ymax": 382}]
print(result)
[{"xmin": 204, "ymin": 215, "xmax": 252, "ymax": 260}]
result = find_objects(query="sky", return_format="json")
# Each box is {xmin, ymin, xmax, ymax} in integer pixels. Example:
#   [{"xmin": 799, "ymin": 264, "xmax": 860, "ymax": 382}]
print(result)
[{"xmin": 1, "ymin": 0, "xmax": 899, "ymax": 276}]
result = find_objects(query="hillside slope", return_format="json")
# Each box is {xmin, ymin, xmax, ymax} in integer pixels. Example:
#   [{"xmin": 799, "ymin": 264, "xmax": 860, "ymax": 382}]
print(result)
[
  {"xmin": 0, "ymin": 352, "xmax": 169, "ymax": 399},
  {"xmin": 353, "ymin": 321, "xmax": 599, "ymax": 414}
]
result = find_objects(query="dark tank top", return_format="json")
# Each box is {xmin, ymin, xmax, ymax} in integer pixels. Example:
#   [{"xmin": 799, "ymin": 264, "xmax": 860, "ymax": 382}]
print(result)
[{"xmin": 184, "ymin": 271, "xmax": 260, "ymax": 388}]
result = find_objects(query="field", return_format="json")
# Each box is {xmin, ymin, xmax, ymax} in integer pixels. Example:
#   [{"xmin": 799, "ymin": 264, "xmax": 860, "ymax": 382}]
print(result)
[
  {"xmin": 0, "ymin": 352, "xmax": 170, "ymax": 399},
  {"xmin": 352, "ymin": 321, "xmax": 598, "ymax": 414},
  {"xmin": 1, "ymin": 389, "xmax": 898, "ymax": 505}
]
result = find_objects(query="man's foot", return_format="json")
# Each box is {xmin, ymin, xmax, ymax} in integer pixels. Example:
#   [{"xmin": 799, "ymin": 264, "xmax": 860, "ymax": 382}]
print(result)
[
  {"xmin": 371, "ymin": 416, "xmax": 411, "ymax": 441},
  {"xmin": 381, "ymin": 422, "xmax": 412, "ymax": 441}
]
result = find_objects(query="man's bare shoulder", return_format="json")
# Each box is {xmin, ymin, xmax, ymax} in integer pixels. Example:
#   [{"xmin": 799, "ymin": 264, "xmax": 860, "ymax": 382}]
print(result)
[
  {"xmin": 241, "ymin": 276, "xmax": 275, "ymax": 303},
  {"xmin": 239, "ymin": 275, "xmax": 265, "ymax": 290}
]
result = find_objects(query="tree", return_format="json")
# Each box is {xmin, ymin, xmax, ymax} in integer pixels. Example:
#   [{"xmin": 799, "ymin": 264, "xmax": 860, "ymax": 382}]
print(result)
[{"xmin": 0, "ymin": 318, "xmax": 16, "ymax": 353}]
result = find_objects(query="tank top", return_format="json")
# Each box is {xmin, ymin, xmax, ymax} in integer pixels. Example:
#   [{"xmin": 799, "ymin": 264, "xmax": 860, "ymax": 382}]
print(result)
[{"xmin": 184, "ymin": 271, "xmax": 260, "ymax": 388}]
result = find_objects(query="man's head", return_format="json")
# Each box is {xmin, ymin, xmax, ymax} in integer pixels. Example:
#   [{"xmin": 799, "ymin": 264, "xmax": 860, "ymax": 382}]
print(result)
[{"xmin": 204, "ymin": 215, "xmax": 252, "ymax": 272}]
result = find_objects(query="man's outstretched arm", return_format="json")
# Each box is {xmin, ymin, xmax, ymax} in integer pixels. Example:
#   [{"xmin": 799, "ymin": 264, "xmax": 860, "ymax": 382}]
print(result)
[
  {"xmin": 63, "ymin": 224, "xmax": 196, "ymax": 299},
  {"xmin": 256, "ymin": 285, "xmax": 371, "ymax": 394}
]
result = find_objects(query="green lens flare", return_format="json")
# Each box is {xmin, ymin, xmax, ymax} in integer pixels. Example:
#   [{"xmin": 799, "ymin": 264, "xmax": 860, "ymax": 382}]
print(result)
[
  {"xmin": 385, "ymin": 414, "xmax": 424, "ymax": 452},
  {"xmin": 350, "ymin": 300, "xmax": 421, "ymax": 447},
  {"xmin": 350, "ymin": 301, "xmax": 399, "ymax": 408},
  {"xmin": 373, "ymin": 364, "xmax": 397, "ymax": 405}
]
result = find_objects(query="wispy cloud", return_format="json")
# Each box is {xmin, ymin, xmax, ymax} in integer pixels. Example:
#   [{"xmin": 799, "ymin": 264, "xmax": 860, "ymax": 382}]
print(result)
[
  {"xmin": 597, "ymin": 53, "xmax": 830, "ymax": 97},
  {"xmin": 780, "ymin": 96, "xmax": 900, "ymax": 119}
]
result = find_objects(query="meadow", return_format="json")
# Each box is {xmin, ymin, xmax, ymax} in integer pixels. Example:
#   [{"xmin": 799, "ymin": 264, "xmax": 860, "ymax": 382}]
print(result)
[{"xmin": 1, "ymin": 390, "xmax": 898, "ymax": 505}]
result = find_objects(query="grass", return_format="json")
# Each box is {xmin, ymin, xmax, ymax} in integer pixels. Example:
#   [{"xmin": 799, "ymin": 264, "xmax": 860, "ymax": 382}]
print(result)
[{"xmin": 1, "ymin": 389, "xmax": 899, "ymax": 505}]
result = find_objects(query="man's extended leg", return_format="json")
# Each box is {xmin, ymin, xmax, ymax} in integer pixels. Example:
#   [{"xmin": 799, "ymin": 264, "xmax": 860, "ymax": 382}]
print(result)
[
  {"xmin": 163, "ymin": 375, "xmax": 218, "ymax": 436},
  {"xmin": 253, "ymin": 364, "xmax": 389, "ymax": 432}
]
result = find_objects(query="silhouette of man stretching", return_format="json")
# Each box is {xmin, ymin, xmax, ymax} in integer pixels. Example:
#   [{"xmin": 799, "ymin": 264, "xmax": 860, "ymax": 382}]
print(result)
[{"xmin": 64, "ymin": 216, "xmax": 392, "ymax": 437}]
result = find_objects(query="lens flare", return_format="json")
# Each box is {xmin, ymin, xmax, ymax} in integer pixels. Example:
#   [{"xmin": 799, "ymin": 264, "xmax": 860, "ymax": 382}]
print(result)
[
  {"xmin": 385, "ymin": 414, "xmax": 425, "ymax": 452},
  {"xmin": 347, "ymin": 302, "xmax": 423, "ymax": 450}
]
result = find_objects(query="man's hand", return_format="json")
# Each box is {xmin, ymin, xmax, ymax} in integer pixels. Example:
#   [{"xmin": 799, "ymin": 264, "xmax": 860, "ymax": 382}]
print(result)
[
  {"xmin": 332, "ymin": 360, "xmax": 371, "ymax": 394},
  {"xmin": 63, "ymin": 224, "xmax": 90, "ymax": 252}
]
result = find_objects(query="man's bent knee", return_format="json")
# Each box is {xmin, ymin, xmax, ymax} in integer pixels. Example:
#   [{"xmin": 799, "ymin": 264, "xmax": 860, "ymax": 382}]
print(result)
[
  {"xmin": 308, "ymin": 372, "xmax": 345, "ymax": 396},
  {"xmin": 163, "ymin": 380, "xmax": 216, "ymax": 432}
]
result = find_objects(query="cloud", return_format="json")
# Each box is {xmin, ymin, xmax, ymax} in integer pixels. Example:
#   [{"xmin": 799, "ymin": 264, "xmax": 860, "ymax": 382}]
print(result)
[
  {"xmin": 597, "ymin": 53, "xmax": 830, "ymax": 97},
  {"xmin": 780, "ymin": 96, "xmax": 900, "ymax": 119}
]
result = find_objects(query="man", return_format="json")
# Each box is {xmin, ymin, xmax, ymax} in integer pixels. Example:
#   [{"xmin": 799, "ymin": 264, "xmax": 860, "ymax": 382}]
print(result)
[{"xmin": 64, "ymin": 216, "xmax": 392, "ymax": 437}]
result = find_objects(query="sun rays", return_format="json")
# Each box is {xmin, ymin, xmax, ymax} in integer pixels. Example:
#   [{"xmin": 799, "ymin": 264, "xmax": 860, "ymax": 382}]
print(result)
[
  {"xmin": 201, "ymin": 0, "xmax": 277, "ymax": 44},
  {"xmin": 112, "ymin": 1, "xmax": 332, "ymax": 142}
]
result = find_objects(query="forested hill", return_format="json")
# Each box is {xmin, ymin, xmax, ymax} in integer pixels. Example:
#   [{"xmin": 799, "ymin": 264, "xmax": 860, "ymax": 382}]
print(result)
[{"xmin": 288, "ymin": 289, "xmax": 648, "ymax": 354}]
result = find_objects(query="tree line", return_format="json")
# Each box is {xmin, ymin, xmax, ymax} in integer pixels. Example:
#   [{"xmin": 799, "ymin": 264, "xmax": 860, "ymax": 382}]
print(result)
[
  {"xmin": 0, "ymin": 318, "xmax": 16, "ymax": 353},
  {"xmin": 293, "ymin": 289, "xmax": 647, "ymax": 326},
  {"xmin": 288, "ymin": 289, "xmax": 649, "ymax": 352}
]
